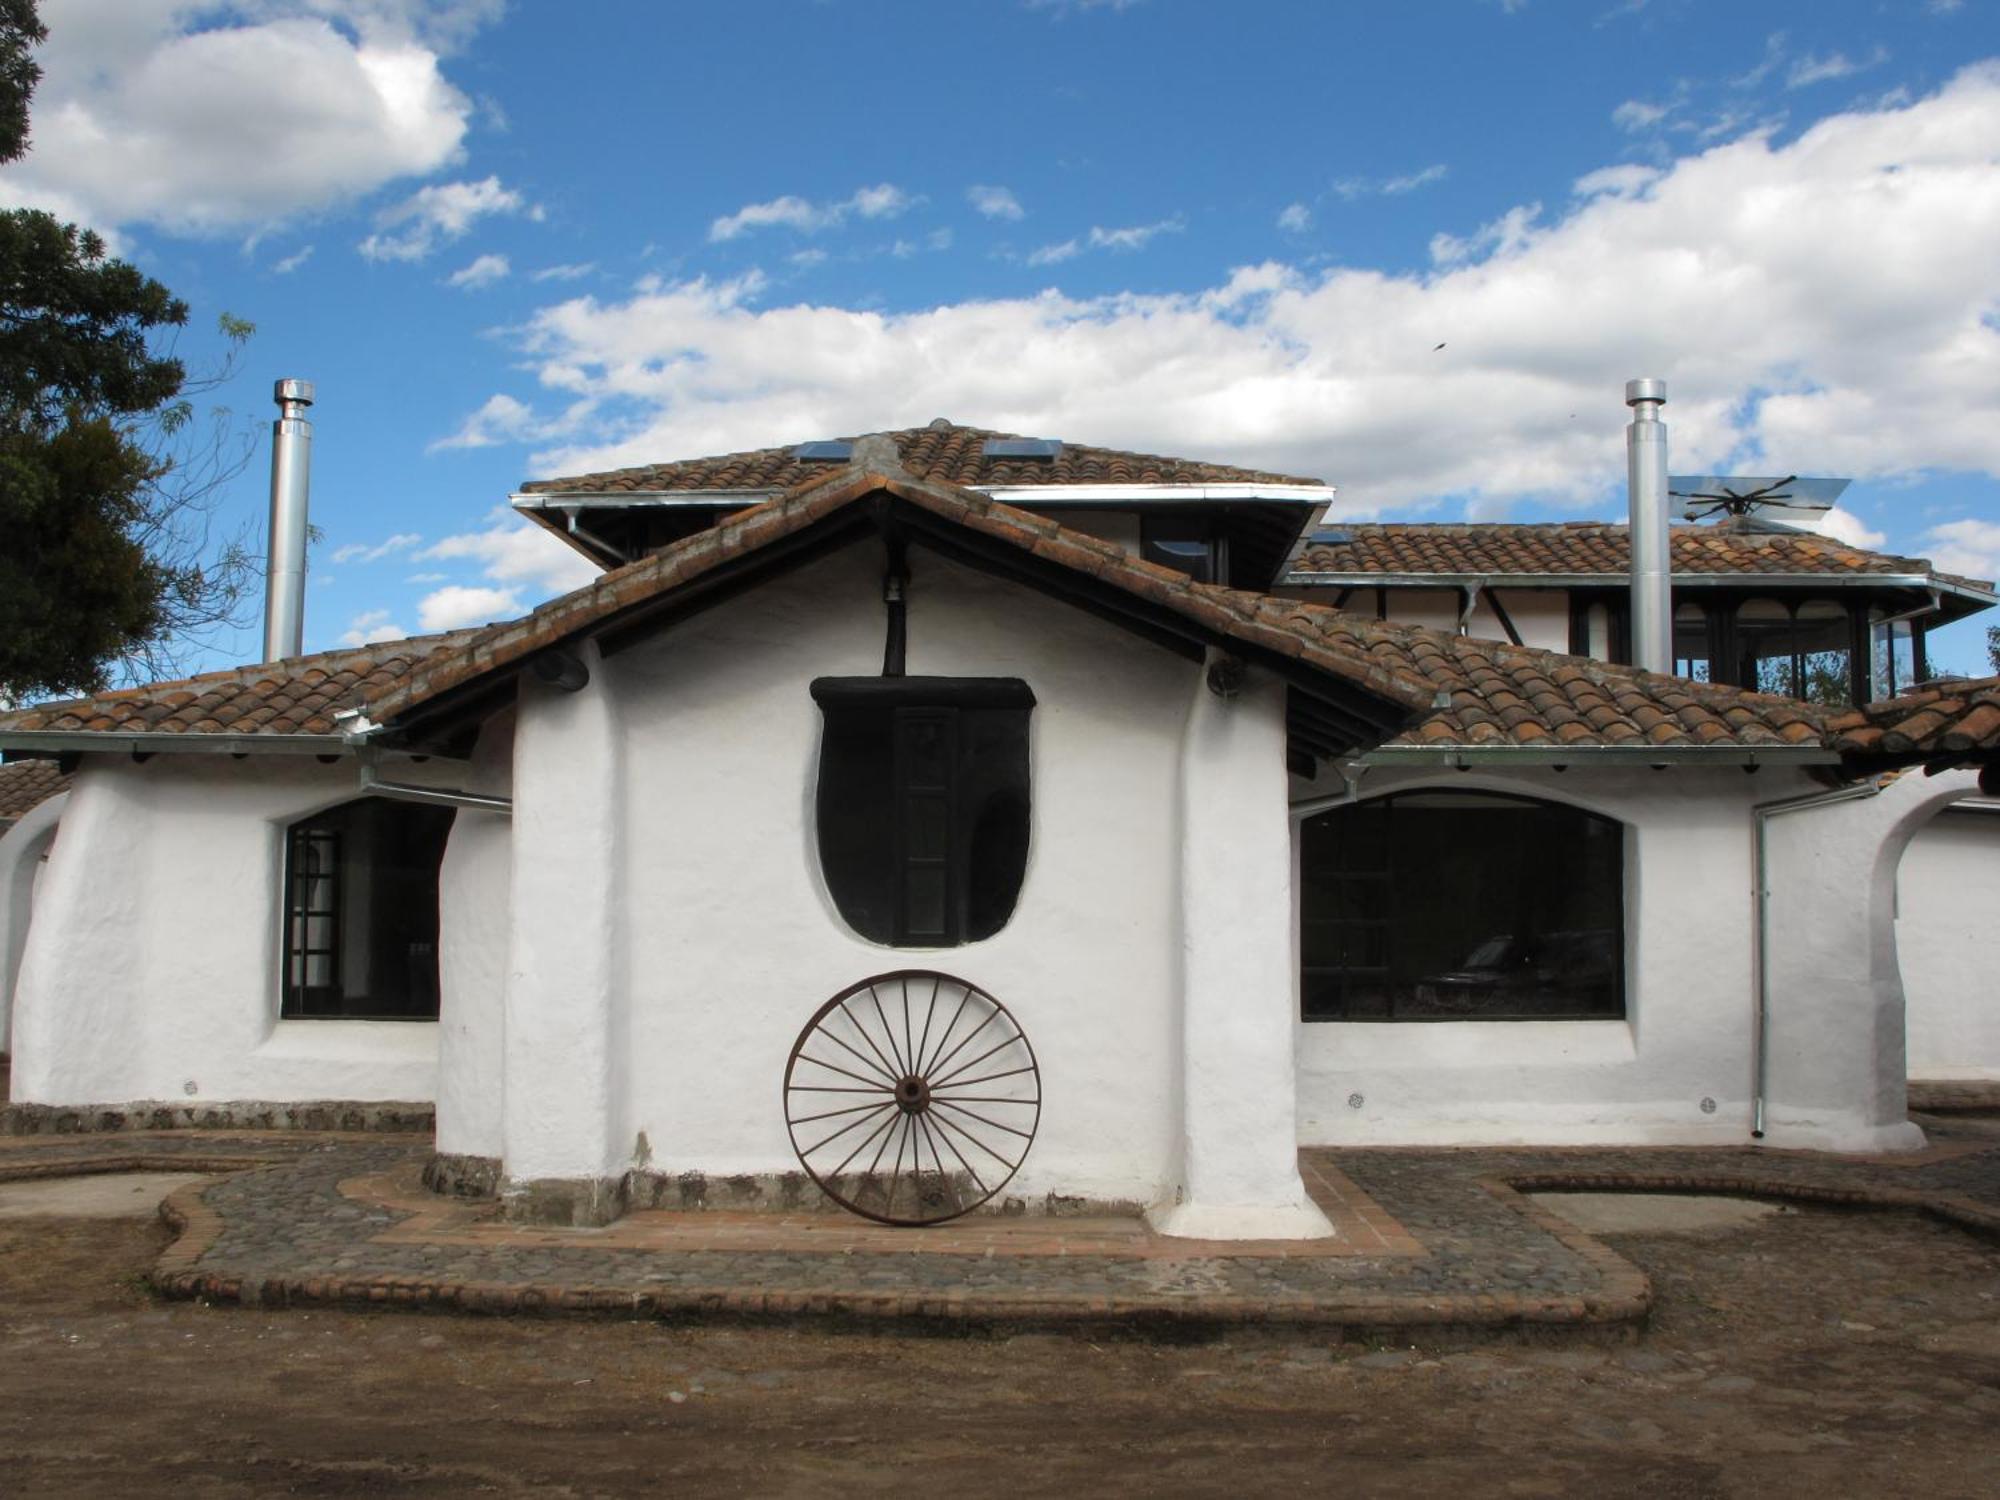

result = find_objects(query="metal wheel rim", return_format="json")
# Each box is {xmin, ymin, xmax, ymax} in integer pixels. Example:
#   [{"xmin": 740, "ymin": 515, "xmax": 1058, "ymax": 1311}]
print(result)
[{"xmin": 783, "ymin": 970, "xmax": 1041, "ymax": 1227}]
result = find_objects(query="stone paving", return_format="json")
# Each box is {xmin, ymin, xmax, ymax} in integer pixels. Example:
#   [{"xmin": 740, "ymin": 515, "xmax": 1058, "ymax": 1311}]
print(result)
[{"xmin": 2, "ymin": 1116, "xmax": 1998, "ymax": 1335}]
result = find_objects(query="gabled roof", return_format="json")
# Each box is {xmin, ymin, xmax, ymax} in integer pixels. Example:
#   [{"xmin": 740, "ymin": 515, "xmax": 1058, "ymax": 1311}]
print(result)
[
  {"xmin": 1824, "ymin": 676, "xmax": 2000, "ymax": 775},
  {"xmin": 0, "ymin": 456, "xmax": 1868, "ymax": 770},
  {"xmin": 1289, "ymin": 522, "xmax": 1996, "ymax": 612},
  {"xmin": 0, "ymin": 632, "xmax": 481, "ymax": 751},
  {"xmin": 0, "ymin": 760, "xmax": 69, "ymax": 830},
  {"xmin": 519, "ymin": 422, "xmax": 1324, "ymax": 497},
  {"xmin": 372, "ymin": 455, "xmax": 1429, "ymax": 754}
]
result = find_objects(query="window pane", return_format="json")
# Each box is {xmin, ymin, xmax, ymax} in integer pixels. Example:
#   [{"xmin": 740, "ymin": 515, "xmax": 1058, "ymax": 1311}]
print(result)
[
  {"xmin": 1794, "ymin": 599, "xmax": 1853, "ymax": 707},
  {"xmin": 1673, "ymin": 602, "xmax": 1711, "ymax": 682},
  {"xmin": 1140, "ymin": 516, "xmax": 1219, "ymax": 582},
  {"xmin": 1299, "ymin": 791, "xmax": 1625, "ymax": 1022},
  {"xmin": 280, "ymin": 800, "xmax": 452, "ymax": 1020},
  {"xmin": 1734, "ymin": 598, "xmax": 1797, "ymax": 697}
]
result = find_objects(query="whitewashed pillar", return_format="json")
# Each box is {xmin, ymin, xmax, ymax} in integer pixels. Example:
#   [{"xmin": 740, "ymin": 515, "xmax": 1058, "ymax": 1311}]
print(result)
[
  {"xmin": 500, "ymin": 643, "xmax": 628, "ymax": 1223},
  {"xmin": 1151, "ymin": 653, "xmax": 1336, "ymax": 1240}
]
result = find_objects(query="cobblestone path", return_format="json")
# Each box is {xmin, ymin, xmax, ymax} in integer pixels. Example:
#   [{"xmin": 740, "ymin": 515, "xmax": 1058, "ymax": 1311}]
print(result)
[{"xmin": 3, "ymin": 1116, "xmax": 1996, "ymax": 1335}]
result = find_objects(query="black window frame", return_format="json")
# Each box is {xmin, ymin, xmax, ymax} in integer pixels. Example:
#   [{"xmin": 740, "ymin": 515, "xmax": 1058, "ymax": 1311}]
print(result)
[
  {"xmin": 1139, "ymin": 514, "xmax": 1226, "ymax": 584},
  {"xmin": 279, "ymin": 797, "xmax": 455, "ymax": 1021},
  {"xmin": 1300, "ymin": 789, "xmax": 1628, "ymax": 1023},
  {"xmin": 812, "ymin": 677, "xmax": 1034, "ymax": 949}
]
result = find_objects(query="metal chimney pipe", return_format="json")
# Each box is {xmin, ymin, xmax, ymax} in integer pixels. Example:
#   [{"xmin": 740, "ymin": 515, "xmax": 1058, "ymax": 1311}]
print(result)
[
  {"xmin": 1625, "ymin": 377, "xmax": 1672, "ymax": 675},
  {"xmin": 263, "ymin": 378, "xmax": 314, "ymax": 662}
]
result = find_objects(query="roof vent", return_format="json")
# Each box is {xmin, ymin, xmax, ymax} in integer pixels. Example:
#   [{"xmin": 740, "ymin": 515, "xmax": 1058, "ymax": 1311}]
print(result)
[
  {"xmin": 981, "ymin": 437, "xmax": 1062, "ymax": 460},
  {"xmin": 1314, "ymin": 528, "xmax": 1354, "ymax": 545},
  {"xmin": 793, "ymin": 440, "xmax": 853, "ymax": 462},
  {"xmin": 928, "ymin": 417, "xmax": 954, "ymax": 430}
]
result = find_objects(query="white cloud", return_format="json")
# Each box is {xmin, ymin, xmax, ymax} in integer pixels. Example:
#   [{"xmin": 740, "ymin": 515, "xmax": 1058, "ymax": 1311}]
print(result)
[
  {"xmin": 1921, "ymin": 519, "xmax": 2000, "ymax": 581},
  {"xmin": 0, "ymin": 2, "xmax": 494, "ymax": 235},
  {"xmin": 447, "ymin": 64, "xmax": 2000, "ymax": 524},
  {"xmin": 709, "ymin": 183, "xmax": 914, "ymax": 242},
  {"xmin": 1788, "ymin": 47, "xmax": 1889, "ymax": 90},
  {"xmin": 331, "ymin": 532, "xmax": 422, "ymax": 564},
  {"xmin": 1334, "ymin": 165, "xmax": 1448, "ymax": 199},
  {"xmin": 428, "ymin": 391, "xmax": 597, "ymax": 451},
  {"xmin": 272, "ymin": 244, "xmax": 316, "ymax": 274},
  {"xmin": 416, "ymin": 584, "xmax": 521, "ymax": 632},
  {"xmin": 968, "ymin": 184, "xmax": 1025, "ymax": 221},
  {"xmin": 419, "ymin": 514, "xmax": 600, "ymax": 594},
  {"xmin": 359, "ymin": 174, "xmax": 529, "ymax": 261},
  {"xmin": 445, "ymin": 251, "xmax": 510, "ymax": 288},
  {"xmin": 531, "ymin": 261, "xmax": 596, "ymax": 281},
  {"xmin": 1798, "ymin": 506, "xmax": 1886, "ymax": 550},
  {"xmin": 1026, "ymin": 216, "xmax": 1181, "ymax": 265},
  {"xmin": 1612, "ymin": 99, "xmax": 1670, "ymax": 132},
  {"xmin": 1276, "ymin": 202, "xmax": 1312, "ymax": 233},
  {"xmin": 338, "ymin": 608, "xmax": 407, "ymax": 646}
]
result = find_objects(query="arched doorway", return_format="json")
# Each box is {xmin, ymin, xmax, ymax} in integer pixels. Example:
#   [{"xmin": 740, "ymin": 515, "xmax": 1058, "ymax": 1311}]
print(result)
[{"xmin": 1892, "ymin": 782, "xmax": 2000, "ymax": 1082}]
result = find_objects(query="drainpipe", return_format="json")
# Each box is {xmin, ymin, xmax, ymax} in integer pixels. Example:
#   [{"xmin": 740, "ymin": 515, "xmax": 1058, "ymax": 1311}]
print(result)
[
  {"xmin": 1749, "ymin": 780, "xmax": 1881, "ymax": 1139},
  {"xmin": 1626, "ymin": 378, "xmax": 1672, "ymax": 676},
  {"xmin": 263, "ymin": 379, "xmax": 314, "ymax": 662}
]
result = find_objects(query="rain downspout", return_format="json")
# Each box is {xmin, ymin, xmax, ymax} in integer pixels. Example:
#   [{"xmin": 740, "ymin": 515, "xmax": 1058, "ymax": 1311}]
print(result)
[{"xmin": 1749, "ymin": 779, "xmax": 1881, "ymax": 1139}]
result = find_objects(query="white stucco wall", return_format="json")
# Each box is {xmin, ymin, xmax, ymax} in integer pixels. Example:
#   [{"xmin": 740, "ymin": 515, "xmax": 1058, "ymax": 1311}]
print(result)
[
  {"xmin": 1292, "ymin": 761, "xmax": 1856, "ymax": 1149},
  {"xmin": 9, "ymin": 755, "xmax": 458, "ymax": 1107},
  {"xmin": 0, "ymin": 789, "xmax": 65, "ymax": 1055},
  {"xmin": 1897, "ymin": 799, "xmax": 2000, "ymax": 1080},
  {"xmin": 582, "ymin": 542, "xmax": 1196, "ymax": 1209},
  {"xmin": 433, "ymin": 714, "xmax": 515, "ymax": 1156}
]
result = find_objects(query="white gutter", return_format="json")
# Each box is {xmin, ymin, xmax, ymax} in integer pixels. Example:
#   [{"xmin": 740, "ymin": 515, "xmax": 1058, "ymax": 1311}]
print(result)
[
  {"xmin": 1360, "ymin": 745, "xmax": 1840, "ymax": 768},
  {"xmin": 1748, "ymin": 779, "xmax": 1883, "ymax": 1139},
  {"xmin": 973, "ymin": 482, "xmax": 1335, "ymax": 505}
]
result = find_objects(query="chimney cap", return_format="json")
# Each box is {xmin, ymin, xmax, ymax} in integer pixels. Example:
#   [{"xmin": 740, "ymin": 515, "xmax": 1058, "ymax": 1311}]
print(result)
[
  {"xmin": 1625, "ymin": 377, "xmax": 1667, "ymax": 407},
  {"xmin": 274, "ymin": 377, "xmax": 315, "ymax": 407}
]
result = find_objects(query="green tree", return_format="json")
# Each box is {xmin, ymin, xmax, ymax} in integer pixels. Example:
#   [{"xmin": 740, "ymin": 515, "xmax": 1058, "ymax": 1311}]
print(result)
[
  {"xmin": 0, "ymin": 0, "xmax": 256, "ymax": 699},
  {"xmin": 1988, "ymin": 624, "xmax": 1998, "ymax": 676}
]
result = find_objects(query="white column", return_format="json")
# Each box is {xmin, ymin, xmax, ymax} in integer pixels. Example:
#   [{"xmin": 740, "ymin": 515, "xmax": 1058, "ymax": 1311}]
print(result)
[
  {"xmin": 500, "ymin": 643, "xmax": 628, "ymax": 1223},
  {"xmin": 1760, "ymin": 784, "xmax": 1929, "ymax": 1154},
  {"xmin": 1151, "ymin": 653, "xmax": 1336, "ymax": 1240}
]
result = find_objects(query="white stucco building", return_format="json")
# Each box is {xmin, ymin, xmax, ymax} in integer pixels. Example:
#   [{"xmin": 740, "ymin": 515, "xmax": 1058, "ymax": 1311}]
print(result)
[{"xmin": 1, "ymin": 423, "xmax": 1995, "ymax": 1236}]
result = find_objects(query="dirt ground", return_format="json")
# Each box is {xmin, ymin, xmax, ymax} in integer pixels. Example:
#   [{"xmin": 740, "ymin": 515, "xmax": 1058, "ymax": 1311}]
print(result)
[{"xmin": 1, "ymin": 1199, "xmax": 1998, "ymax": 1497}]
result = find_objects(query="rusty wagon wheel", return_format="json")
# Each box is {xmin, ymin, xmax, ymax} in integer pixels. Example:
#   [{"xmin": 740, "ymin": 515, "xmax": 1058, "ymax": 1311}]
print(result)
[{"xmin": 783, "ymin": 970, "xmax": 1041, "ymax": 1227}]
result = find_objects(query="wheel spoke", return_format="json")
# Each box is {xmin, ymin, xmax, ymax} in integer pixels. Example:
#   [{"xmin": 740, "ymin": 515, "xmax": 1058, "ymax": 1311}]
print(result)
[
  {"xmin": 929, "ymin": 1065, "xmax": 1039, "ymax": 1093},
  {"xmin": 794, "ymin": 1052, "xmax": 895, "ymax": 1091},
  {"xmin": 835, "ymin": 999, "xmax": 903, "ymax": 1083},
  {"xmin": 868, "ymin": 986, "xmax": 910, "ymax": 1076},
  {"xmin": 788, "ymin": 1100, "xmax": 899, "ymax": 1127},
  {"xmin": 923, "ymin": 1110, "xmax": 986, "ymax": 1195},
  {"xmin": 929, "ymin": 1030, "xmax": 1026, "ymax": 1091},
  {"xmin": 933, "ymin": 1097, "xmax": 1036, "ymax": 1140},
  {"xmin": 884, "ymin": 1111, "xmax": 911, "ymax": 1217},
  {"xmin": 927, "ymin": 1091, "xmax": 1039, "ymax": 1106},
  {"xmin": 925, "ymin": 1005, "xmax": 1001, "ymax": 1083},
  {"xmin": 914, "ymin": 976, "xmax": 941, "ymax": 1084},
  {"xmin": 813, "ymin": 1019, "xmax": 899, "ymax": 1084},
  {"xmin": 799, "ymin": 1100, "xmax": 896, "ymax": 1158},
  {"xmin": 927, "ymin": 1106, "xmax": 1016, "ymax": 1169},
  {"xmin": 919, "ymin": 979, "xmax": 976, "ymax": 1078},
  {"xmin": 827, "ymin": 1107, "xmax": 902, "ymax": 1180}
]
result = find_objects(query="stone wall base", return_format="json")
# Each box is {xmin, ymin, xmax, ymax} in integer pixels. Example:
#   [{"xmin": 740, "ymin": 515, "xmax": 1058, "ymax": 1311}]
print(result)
[
  {"xmin": 0, "ymin": 1099, "xmax": 435, "ymax": 1136},
  {"xmin": 421, "ymin": 1151, "xmax": 502, "ymax": 1198},
  {"xmin": 499, "ymin": 1174, "xmax": 628, "ymax": 1228},
  {"xmin": 449, "ymin": 1157, "xmax": 1142, "ymax": 1223}
]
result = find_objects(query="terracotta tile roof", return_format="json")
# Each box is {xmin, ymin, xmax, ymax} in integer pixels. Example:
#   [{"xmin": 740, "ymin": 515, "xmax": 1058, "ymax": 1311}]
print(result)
[
  {"xmin": 0, "ymin": 466, "xmax": 1851, "ymax": 764},
  {"xmin": 1291, "ymin": 522, "xmax": 1996, "ymax": 597},
  {"xmin": 0, "ymin": 631, "xmax": 482, "ymax": 739},
  {"xmin": 519, "ymin": 423, "xmax": 1323, "ymax": 496},
  {"xmin": 1824, "ymin": 676, "xmax": 2000, "ymax": 765},
  {"xmin": 372, "ymin": 461, "xmax": 1432, "ymax": 732},
  {"xmin": 0, "ymin": 760, "xmax": 70, "ymax": 827},
  {"xmin": 1238, "ymin": 594, "xmax": 1830, "ymax": 753}
]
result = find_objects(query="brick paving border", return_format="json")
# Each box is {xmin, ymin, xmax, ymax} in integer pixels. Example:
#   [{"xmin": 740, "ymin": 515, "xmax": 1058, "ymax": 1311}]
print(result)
[{"xmin": 9, "ymin": 1122, "xmax": 2000, "ymax": 1339}]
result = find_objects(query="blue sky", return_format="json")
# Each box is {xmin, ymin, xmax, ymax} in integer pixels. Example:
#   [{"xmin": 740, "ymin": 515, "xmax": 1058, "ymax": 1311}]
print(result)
[{"xmin": 4, "ymin": 0, "xmax": 2000, "ymax": 672}]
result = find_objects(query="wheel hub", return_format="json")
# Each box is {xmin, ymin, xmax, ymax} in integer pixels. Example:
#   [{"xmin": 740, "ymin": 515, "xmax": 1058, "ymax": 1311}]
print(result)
[{"xmin": 894, "ymin": 1075, "xmax": 931, "ymax": 1114}]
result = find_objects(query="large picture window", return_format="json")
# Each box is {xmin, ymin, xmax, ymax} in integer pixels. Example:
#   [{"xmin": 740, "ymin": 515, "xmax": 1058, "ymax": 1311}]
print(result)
[
  {"xmin": 1300, "ymin": 790, "xmax": 1625, "ymax": 1022},
  {"xmin": 813, "ymin": 677, "xmax": 1033, "ymax": 948},
  {"xmin": 282, "ymin": 798, "xmax": 455, "ymax": 1019}
]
